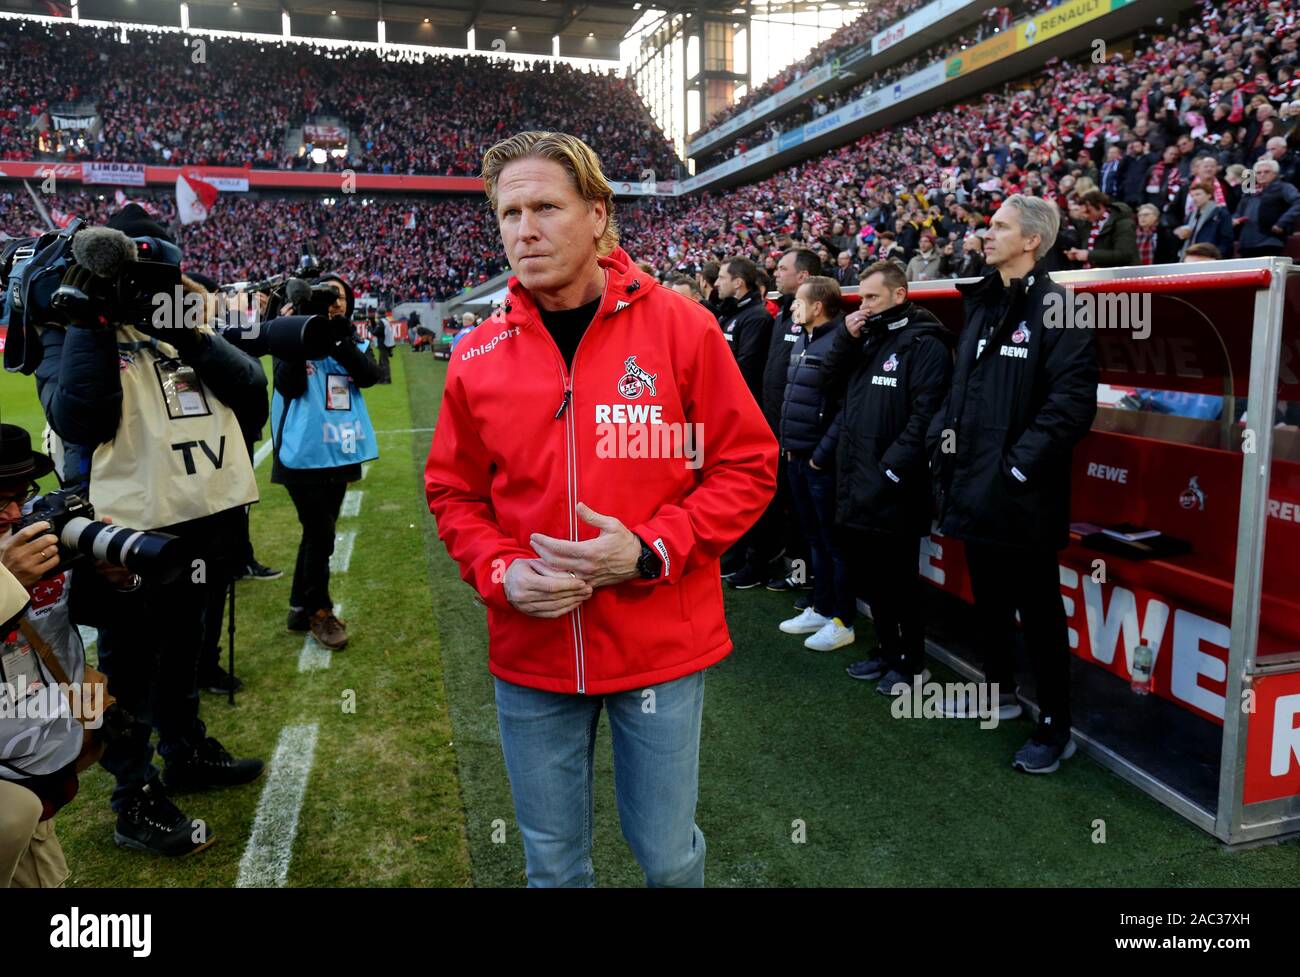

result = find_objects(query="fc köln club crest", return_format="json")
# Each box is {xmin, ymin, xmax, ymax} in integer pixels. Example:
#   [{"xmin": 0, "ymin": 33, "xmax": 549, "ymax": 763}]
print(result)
[
  {"xmin": 1011, "ymin": 321, "xmax": 1030, "ymax": 344},
  {"xmin": 617, "ymin": 355, "xmax": 658, "ymax": 400},
  {"xmin": 882, "ymin": 353, "xmax": 899, "ymax": 372},
  {"xmin": 1179, "ymin": 475, "xmax": 1206, "ymax": 511}
]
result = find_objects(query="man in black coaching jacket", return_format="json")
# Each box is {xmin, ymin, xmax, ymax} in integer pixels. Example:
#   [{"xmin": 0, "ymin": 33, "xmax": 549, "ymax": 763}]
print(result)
[
  {"xmin": 823, "ymin": 260, "xmax": 954, "ymax": 695},
  {"xmin": 927, "ymin": 194, "xmax": 1098, "ymax": 775}
]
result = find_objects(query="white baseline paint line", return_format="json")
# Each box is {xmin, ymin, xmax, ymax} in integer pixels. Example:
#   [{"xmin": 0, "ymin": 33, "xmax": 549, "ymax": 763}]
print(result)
[
  {"xmin": 252, "ymin": 439, "xmax": 275, "ymax": 469},
  {"xmin": 340, "ymin": 490, "xmax": 364, "ymax": 518},
  {"xmin": 235, "ymin": 723, "xmax": 319, "ymax": 889},
  {"xmin": 360, "ymin": 463, "xmax": 371, "ymax": 480},
  {"xmin": 373, "ymin": 427, "xmax": 436, "ymax": 434},
  {"xmin": 330, "ymin": 529, "xmax": 357, "ymax": 574},
  {"xmin": 297, "ymin": 602, "xmax": 344, "ymax": 673}
]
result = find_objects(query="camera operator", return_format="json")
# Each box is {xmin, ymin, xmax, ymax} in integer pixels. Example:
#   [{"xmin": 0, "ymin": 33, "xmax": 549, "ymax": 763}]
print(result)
[
  {"xmin": 272, "ymin": 273, "xmax": 381, "ymax": 651},
  {"xmin": 0, "ymin": 425, "xmax": 164, "ymax": 885},
  {"xmin": 33, "ymin": 206, "xmax": 266, "ymax": 855}
]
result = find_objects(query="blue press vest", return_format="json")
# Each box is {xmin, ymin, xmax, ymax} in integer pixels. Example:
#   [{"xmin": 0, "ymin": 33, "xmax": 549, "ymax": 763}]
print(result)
[{"xmin": 271, "ymin": 344, "xmax": 379, "ymax": 469}]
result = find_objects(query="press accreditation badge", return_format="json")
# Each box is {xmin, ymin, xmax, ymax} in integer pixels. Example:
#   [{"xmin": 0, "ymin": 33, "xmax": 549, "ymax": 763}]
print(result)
[
  {"xmin": 326, "ymin": 374, "xmax": 352, "ymax": 411},
  {"xmin": 0, "ymin": 638, "xmax": 41, "ymax": 697},
  {"xmin": 155, "ymin": 359, "xmax": 212, "ymax": 419}
]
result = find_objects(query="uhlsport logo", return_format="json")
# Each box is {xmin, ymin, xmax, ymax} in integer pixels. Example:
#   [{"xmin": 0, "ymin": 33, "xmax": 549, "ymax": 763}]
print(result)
[
  {"xmin": 617, "ymin": 355, "xmax": 658, "ymax": 400},
  {"xmin": 882, "ymin": 353, "xmax": 899, "ymax": 373},
  {"xmin": 1180, "ymin": 475, "xmax": 1206, "ymax": 511}
]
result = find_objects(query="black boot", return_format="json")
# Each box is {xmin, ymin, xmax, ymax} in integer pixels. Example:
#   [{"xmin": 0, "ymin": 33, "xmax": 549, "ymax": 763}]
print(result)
[
  {"xmin": 164, "ymin": 737, "xmax": 265, "ymax": 792},
  {"xmin": 114, "ymin": 780, "xmax": 215, "ymax": 857},
  {"xmin": 199, "ymin": 663, "xmax": 244, "ymax": 695}
]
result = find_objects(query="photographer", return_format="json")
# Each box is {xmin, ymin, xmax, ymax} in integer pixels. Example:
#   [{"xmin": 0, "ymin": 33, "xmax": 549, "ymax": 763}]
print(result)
[
  {"xmin": 0, "ymin": 430, "xmax": 74, "ymax": 887},
  {"xmin": 272, "ymin": 273, "xmax": 381, "ymax": 650},
  {"xmin": 33, "ymin": 207, "xmax": 266, "ymax": 855},
  {"xmin": 0, "ymin": 425, "xmax": 163, "ymax": 884}
]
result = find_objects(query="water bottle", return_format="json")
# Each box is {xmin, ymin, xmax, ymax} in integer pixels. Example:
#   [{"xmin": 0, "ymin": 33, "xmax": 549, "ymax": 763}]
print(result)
[{"xmin": 1130, "ymin": 642, "xmax": 1154, "ymax": 695}]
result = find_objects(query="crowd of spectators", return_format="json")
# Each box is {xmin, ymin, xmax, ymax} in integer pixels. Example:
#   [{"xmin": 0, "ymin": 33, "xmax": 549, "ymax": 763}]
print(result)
[
  {"xmin": 0, "ymin": 188, "xmax": 506, "ymax": 304},
  {"xmin": 696, "ymin": 0, "xmax": 1055, "ymax": 172},
  {"xmin": 624, "ymin": 0, "xmax": 1300, "ymax": 288},
  {"xmin": 0, "ymin": 18, "xmax": 679, "ymax": 180},
  {"xmin": 695, "ymin": 0, "xmax": 931, "ymax": 136}
]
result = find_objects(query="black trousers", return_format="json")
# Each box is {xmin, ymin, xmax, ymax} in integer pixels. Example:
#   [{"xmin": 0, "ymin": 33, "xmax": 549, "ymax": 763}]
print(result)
[
  {"xmin": 964, "ymin": 541, "xmax": 1072, "ymax": 731},
  {"xmin": 286, "ymin": 481, "xmax": 347, "ymax": 614},
  {"xmin": 98, "ymin": 566, "xmax": 209, "ymax": 808},
  {"xmin": 731, "ymin": 449, "xmax": 802, "ymax": 576},
  {"xmin": 378, "ymin": 344, "xmax": 393, "ymax": 383},
  {"xmin": 847, "ymin": 530, "xmax": 925, "ymax": 674}
]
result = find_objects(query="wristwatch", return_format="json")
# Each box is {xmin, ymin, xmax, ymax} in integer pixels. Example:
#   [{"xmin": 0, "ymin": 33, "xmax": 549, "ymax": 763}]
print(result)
[{"xmin": 635, "ymin": 537, "xmax": 663, "ymax": 580}]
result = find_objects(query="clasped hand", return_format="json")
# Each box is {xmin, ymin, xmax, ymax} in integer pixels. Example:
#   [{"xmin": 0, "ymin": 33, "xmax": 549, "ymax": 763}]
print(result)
[{"xmin": 502, "ymin": 503, "xmax": 642, "ymax": 619}]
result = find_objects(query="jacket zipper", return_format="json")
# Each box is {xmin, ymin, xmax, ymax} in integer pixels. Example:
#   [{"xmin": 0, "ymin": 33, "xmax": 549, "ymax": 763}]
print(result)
[{"xmin": 535, "ymin": 272, "xmax": 613, "ymax": 694}]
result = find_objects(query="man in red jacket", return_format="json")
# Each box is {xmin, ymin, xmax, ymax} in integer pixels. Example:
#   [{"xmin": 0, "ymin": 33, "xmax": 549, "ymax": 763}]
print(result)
[{"xmin": 425, "ymin": 131, "xmax": 777, "ymax": 887}]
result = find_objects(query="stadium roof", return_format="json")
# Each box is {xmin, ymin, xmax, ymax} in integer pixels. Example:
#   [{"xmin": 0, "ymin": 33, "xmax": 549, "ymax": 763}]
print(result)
[{"xmin": 27, "ymin": 0, "xmax": 863, "ymax": 60}]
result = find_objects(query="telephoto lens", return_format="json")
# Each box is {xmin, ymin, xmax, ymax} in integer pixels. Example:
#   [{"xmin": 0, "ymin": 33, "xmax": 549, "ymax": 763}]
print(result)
[
  {"xmin": 219, "ymin": 314, "xmax": 339, "ymax": 359},
  {"xmin": 17, "ymin": 488, "xmax": 194, "ymax": 584},
  {"xmin": 59, "ymin": 517, "xmax": 193, "ymax": 584}
]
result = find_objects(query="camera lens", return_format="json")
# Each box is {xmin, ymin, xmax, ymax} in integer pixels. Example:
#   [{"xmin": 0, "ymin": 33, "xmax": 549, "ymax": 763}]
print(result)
[{"xmin": 61, "ymin": 517, "xmax": 192, "ymax": 583}]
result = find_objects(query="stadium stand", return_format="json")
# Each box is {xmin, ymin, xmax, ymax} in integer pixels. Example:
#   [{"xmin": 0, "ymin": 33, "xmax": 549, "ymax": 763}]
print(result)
[
  {"xmin": 0, "ymin": 18, "xmax": 680, "ymax": 180},
  {"xmin": 624, "ymin": 0, "xmax": 1300, "ymax": 279}
]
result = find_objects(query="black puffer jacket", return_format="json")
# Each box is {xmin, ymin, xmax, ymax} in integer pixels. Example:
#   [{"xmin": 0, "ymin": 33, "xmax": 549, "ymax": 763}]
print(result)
[
  {"xmin": 925, "ymin": 263, "xmax": 1099, "ymax": 550},
  {"xmin": 779, "ymin": 316, "xmax": 844, "ymax": 468},
  {"xmin": 822, "ymin": 302, "xmax": 954, "ymax": 536},
  {"xmin": 719, "ymin": 290, "xmax": 773, "ymax": 405},
  {"xmin": 760, "ymin": 293, "xmax": 804, "ymax": 432}
]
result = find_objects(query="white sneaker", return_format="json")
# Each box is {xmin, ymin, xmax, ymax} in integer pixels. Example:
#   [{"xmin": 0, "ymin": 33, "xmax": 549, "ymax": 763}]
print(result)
[
  {"xmin": 779, "ymin": 607, "xmax": 831, "ymax": 635},
  {"xmin": 804, "ymin": 619, "xmax": 856, "ymax": 651}
]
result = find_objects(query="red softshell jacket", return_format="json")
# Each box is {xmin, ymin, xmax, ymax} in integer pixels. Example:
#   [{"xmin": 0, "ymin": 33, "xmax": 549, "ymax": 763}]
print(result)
[{"xmin": 425, "ymin": 246, "xmax": 778, "ymax": 694}]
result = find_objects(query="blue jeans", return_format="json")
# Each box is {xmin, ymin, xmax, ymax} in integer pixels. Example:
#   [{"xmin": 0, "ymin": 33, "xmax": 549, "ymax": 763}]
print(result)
[
  {"xmin": 787, "ymin": 455, "xmax": 855, "ymax": 623},
  {"xmin": 493, "ymin": 670, "xmax": 707, "ymax": 887}
]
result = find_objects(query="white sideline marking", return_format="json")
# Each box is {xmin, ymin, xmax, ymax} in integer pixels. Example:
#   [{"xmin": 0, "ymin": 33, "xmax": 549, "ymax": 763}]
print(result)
[
  {"xmin": 297, "ymin": 602, "xmax": 345, "ymax": 673},
  {"xmin": 341, "ymin": 490, "xmax": 364, "ymax": 518},
  {"xmin": 330, "ymin": 530, "xmax": 356, "ymax": 573},
  {"xmin": 235, "ymin": 723, "xmax": 319, "ymax": 888},
  {"xmin": 253, "ymin": 439, "xmax": 274, "ymax": 469},
  {"xmin": 360, "ymin": 463, "xmax": 371, "ymax": 480},
  {"xmin": 373, "ymin": 427, "xmax": 436, "ymax": 434}
]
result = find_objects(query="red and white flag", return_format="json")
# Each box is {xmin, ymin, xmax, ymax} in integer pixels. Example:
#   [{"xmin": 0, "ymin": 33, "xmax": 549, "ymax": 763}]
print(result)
[
  {"xmin": 49, "ymin": 207, "xmax": 73, "ymax": 229},
  {"xmin": 176, "ymin": 173, "xmax": 219, "ymax": 225},
  {"xmin": 404, "ymin": 210, "xmax": 416, "ymax": 230}
]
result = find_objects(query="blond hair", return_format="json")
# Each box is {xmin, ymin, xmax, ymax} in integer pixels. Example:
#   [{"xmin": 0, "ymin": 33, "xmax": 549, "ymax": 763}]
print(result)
[{"xmin": 481, "ymin": 130, "xmax": 619, "ymax": 256}]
